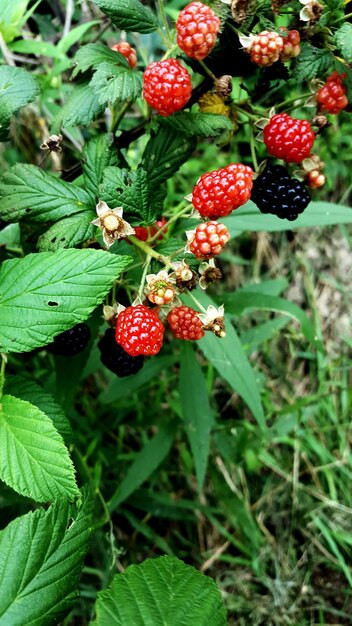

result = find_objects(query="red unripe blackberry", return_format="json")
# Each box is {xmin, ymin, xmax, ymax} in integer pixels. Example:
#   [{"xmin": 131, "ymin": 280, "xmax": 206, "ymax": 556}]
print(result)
[
  {"xmin": 132, "ymin": 218, "xmax": 168, "ymax": 243},
  {"xmin": 98, "ymin": 328, "xmax": 144, "ymax": 377},
  {"xmin": 263, "ymin": 113, "xmax": 315, "ymax": 163},
  {"xmin": 248, "ymin": 31, "xmax": 284, "ymax": 67},
  {"xmin": 111, "ymin": 42, "xmax": 137, "ymax": 69},
  {"xmin": 167, "ymin": 305, "xmax": 204, "ymax": 341},
  {"xmin": 115, "ymin": 304, "xmax": 164, "ymax": 356},
  {"xmin": 176, "ymin": 1, "xmax": 220, "ymax": 61},
  {"xmin": 189, "ymin": 221, "xmax": 230, "ymax": 259},
  {"xmin": 280, "ymin": 29, "xmax": 301, "ymax": 62},
  {"xmin": 143, "ymin": 59, "xmax": 192, "ymax": 116},
  {"xmin": 317, "ymin": 71, "xmax": 348, "ymax": 115},
  {"xmin": 192, "ymin": 163, "xmax": 253, "ymax": 219},
  {"xmin": 48, "ymin": 323, "xmax": 91, "ymax": 356}
]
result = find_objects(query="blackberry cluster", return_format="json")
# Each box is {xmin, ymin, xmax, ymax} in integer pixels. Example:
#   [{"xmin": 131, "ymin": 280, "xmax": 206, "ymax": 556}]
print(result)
[
  {"xmin": 48, "ymin": 323, "xmax": 91, "ymax": 356},
  {"xmin": 98, "ymin": 328, "xmax": 144, "ymax": 377},
  {"xmin": 251, "ymin": 164, "xmax": 311, "ymax": 221}
]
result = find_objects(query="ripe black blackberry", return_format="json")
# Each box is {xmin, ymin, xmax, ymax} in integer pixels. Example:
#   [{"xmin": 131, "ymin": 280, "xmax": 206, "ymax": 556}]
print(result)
[
  {"xmin": 48, "ymin": 323, "xmax": 91, "ymax": 356},
  {"xmin": 251, "ymin": 163, "xmax": 311, "ymax": 221},
  {"xmin": 98, "ymin": 328, "xmax": 144, "ymax": 377}
]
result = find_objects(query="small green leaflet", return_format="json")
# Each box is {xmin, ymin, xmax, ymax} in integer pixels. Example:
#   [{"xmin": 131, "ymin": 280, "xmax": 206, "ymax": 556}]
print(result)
[
  {"xmin": 82, "ymin": 134, "xmax": 120, "ymax": 200},
  {"xmin": 180, "ymin": 344, "xmax": 214, "ymax": 492},
  {"xmin": 89, "ymin": 62, "xmax": 143, "ymax": 105},
  {"xmin": 0, "ymin": 0, "xmax": 30, "ymax": 44},
  {"xmin": 335, "ymin": 23, "xmax": 352, "ymax": 63},
  {"xmin": 160, "ymin": 112, "xmax": 234, "ymax": 137},
  {"xmin": 100, "ymin": 167, "xmax": 161, "ymax": 225},
  {"xmin": 37, "ymin": 211, "xmax": 96, "ymax": 252},
  {"xmin": 0, "ymin": 164, "xmax": 93, "ymax": 223},
  {"xmin": 91, "ymin": 0, "xmax": 158, "ymax": 34},
  {"xmin": 293, "ymin": 42, "xmax": 333, "ymax": 82},
  {"xmin": 53, "ymin": 82, "xmax": 105, "ymax": 130},
  {"xmin": 91, "ymin": 556, "xmax": 227, "ymax": 626},
  {"xmin": 0, "ymin": 66, "xmax": 39, "ymax": 140},
  {"xmin": 0, "ymin": 493, "xmax": 93, "ymax": 625},
  {"xmin": 72, "ymin": 42, "xmax": 129, "ymax": 77},
  {"xmin": 0, "ymin": 249, "xmax": 132, "ymax": 353},
  {"xmin": 142, "ymin": 126, "xmax": 196, "ymax": 187},
  {"xmin": 0, "ymin": 395, "xmax": 79, "ymax": 502}
]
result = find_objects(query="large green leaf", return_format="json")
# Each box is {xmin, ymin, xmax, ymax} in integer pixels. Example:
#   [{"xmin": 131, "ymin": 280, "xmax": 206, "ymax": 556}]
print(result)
[
  {"xmin": 108, "ymin": 420, "xmax": 178, "ymax": 512},
  {"xmin": 0, "ymin": 493, "xmax": 93, "ymax": 625},
  {"xmin": 91, "ymin": 556, "xmax": 227, "ymax": 626},
  {"xmin": 89, "ymin": 63, "xmax": 143, "ymax": 105},
  {"xmin": 82, "ymin": 134, "xmax": 120, "ymax": 200},
  {"xmin": 0, "ymin": 0, "xmax": 30, "ymax": 43},
  {"xmin": 183, "ymin": 291, "xmax": 265, "ymax": 428},
  {"xmin": 180, "ymin": 344, "xmax": 214, "ymax": 492},
  {"xmin": 0, "ymin": 66, "xmax": 39, "ymax": 140},
  {"xmin": 0, "ymin": 249, "xmax": 131, "ymax": 353},
  {"xmin": 100, "ymin": 167, "xmax": 162, "ymax": 225},
  {"xmin": 37, "ymin": 211, "xmax": 96, "ymax": 252},
  {"xmin": 293, "ymin": 42, "xmax": 333, "ymax": 82},
  {"xmin": 142, "ymin": 126, "xmax": 196, "ymax": 187},
  {"xmin": 335, "ymin": 23, "xmax": 352, "ymax": 64},
  {"xmin": 4, "ymin": 376, "xmax": 73, "ymax": 443},
  {"xmin": 53, "ymin": 83, "xmax": 105, "ymax": 130},
  {"xmin": 0, "ymin": 395, "xmax": 78, "ymax": 502},
  {"xmin": 223, "ymin": 200, "xmax": 352, "ymax": 234},
  {"xmin": 91, "ymin": 0, "xmax": 158, "ymax": 34},
  {"xmin": 72, "ymin": 42, "xmax": 129, "ymax": 78},
  {"xmin": 160, "ymin": 112, "xmax": 233, "ymax": 137},
  {"xmin": 0, "ymin": 164, "xmax": 93, "ymax": 223}
]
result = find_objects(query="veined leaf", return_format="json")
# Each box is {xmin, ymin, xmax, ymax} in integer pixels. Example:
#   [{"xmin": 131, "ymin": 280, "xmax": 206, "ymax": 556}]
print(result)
[
  {"xmin": 0, "ymin": 164, "xmax": 93, "ymax": 223},
  {"xmin": 100, "ymin": 167, "xmax": 161, "ymax": 225},
  {"xmin": 0, "ymin": 249, "xmax": 131, "ymax": 353},
  {"xmin": 91, "ymin": 556, "xmax": 227, "ymax": 626},
  {"xmin": 180, "ymin": 344, "xmax": 214, "ymax": 492},
  {"xmin": 37, "ymin": 211, "xmax": 96, "ymax": 251},
  {"xmin": 0, "ymin": 395, "xmax": 79, "ymax": 502},
  {"xmin": 91, "ymin": 0, "xmax": 158, "ymax": 34},
  {"xmin": 72, "ymin": 42, "xmax": 129, "ymax": 78},
  {"xmin": 160, "ymin": 112, "xmax": 233, "ymax": 137},
  {"xmin": 142, "ymin": 126, "xmax": 196, "ymax": 187},
  {"xmin": 335, "ymin": 23, "xmax": 352, "ymax": 63},
  {"xmin": 53, "ymin": 82, "xmax": 105, "ymax": 129},
  {"xmin": 82, "ymin": 134, "xmax": 120, "ymax": 200},
  {"xmin": 4, "ymin": 376, "xmax": 73, "ymax": 443},
  {"xmin": 89, "ymin": 62, "xmax": 143, "ymax": 105},
  {"xmin": 0, "ymin": 66, "xmax": 39, "ymax": 140},
  {"xmin": 0, "ymin": 492, "xmax": 93, "ymax": 625},
  {"xmin": 293, "ymin": 42, "xmax": 333, "ymax": 82}
]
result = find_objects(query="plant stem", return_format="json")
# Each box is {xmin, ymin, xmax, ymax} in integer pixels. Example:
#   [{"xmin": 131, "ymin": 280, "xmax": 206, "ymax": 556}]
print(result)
[
  {"xmin": 127, "ymin": 235, "xmax": 170, "ymax": 267},
  {"xmin": 148, "ymin": 204, "xmax": 193, "ymax": 244},
  {"xmin": 249, "ymin": 126, "xmax": 259, "ymax": 172},
  {"xmin": 198, "ymin": 59, "xmax": 217, "ymax": 81},
  {"xmin": 276, "ymin": 92, "xmax": 312, "ymax": 111},
  {"xmin": 332, "ymin": 11, "xmax": 352, "ymax": 25},
  {"xmin": 231, "ymin": 103, "xmax": 259, "ymax": 122},
  {"xmin": 158, "ymin": 0, "xmax": 172, "ymax": 43},
  {"xmin": 186, "ymin": 290, "xmax": 208, "ymax": 314},
  {"xmin": 110, "ymin": 100, "xmax": 132, "ymax": 135},
  {"xmin": 0, "ymin": 354, "xmax": 7, "ymax": 398},
  {"xmin": 138, "ymin": 254, "xmax": 151, "ymax": 299}
]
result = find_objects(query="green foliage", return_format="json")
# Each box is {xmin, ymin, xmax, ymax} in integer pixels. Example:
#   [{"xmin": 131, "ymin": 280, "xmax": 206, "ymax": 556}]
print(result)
[
  {"xmin": 160, "ymin": 112, "xmax": 234, "ymax": 137},
  {"xmin": 335, "ymin": 23, "xmax": 352, "ymax": 63},
  {"xmin": 0, "ymin": 66, "xmax": 39, "ymax": 140},
  {"xmin": 0, "ymin": 249, "xmax": 131, "ymax": 352},
  {"xmin": 142, "ymin": 127, "xmax": 197, "ymax": 187},
  {"xmin": 293, "ymin": 42, "xmax": 333, "ymax": 82},
  {"xmin": 82, "ymin": 134, "xmax": 121, "ymax": 199},
  {"xmin": 90, "ymin": 0, "xmax": 158, "ymax": 34},
  {"xmin": 91, "ymin": 556, "xmax": 227, "ymax": 626},
  {"xmin": 0, "ymin": 493, "xmax": 93, "ymax": 625},
  {"xmin": 53, "ymin": 83, "xmax": 105, "ymax": 129},
  {"xmin": 37, "ymin": 212, "xmax": 96, "ymax": 252},
  {"xmin": 0, "ymin": 0, "xmax": 30, "ymax": 43},
  {"xmin": 100, "ymin": 167, "xmax": 162, "ymax": 224},
  {"xmin": 90, "ymin": 62, "xmax": 143, "ymax": 105}
]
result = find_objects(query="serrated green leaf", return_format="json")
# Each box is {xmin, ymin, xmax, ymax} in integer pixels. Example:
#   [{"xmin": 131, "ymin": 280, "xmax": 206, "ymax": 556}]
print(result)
[
  {"xmin": 4, "ymin": 376, "xmax": 73, "ymax": 443},
  {"xmin": 182, "ymin": 291, "xmax": 265, "ymax": 428},
  {"xmin": 0, "ymin": 492, "xmax": 93, "ymax": 625},
  {"xmin": 100, "ymin": 167, "xmax": 161, "ymax": 225},
  {"xmin": 108, "ymin": 420, "xmax": 178, "ymax": 512},
  {"xmin": 72, "ymin": 42, "xmax": 129, "ymax": 78},
  {"xmin": 293, "ymin": 42, "xmax": 333, "ymax": 82},
  {"xmin": 142, "ymin": 126, "xmax": 196, "ymax": 186},
  {"xmin": 0, "ymin": 249, "xmax": 131, "ymax": 353},
  {"xmin": 53, "ymin": 83, "xmax": 105, "ymax": 130},
  {"xmin": 180, "ymin": 344, "xmax": 214, "ymax": 492},
  {"xmin": 91, "ymin": 0, "xmax": 158, "ymax": 34},
  {"xmin": 160, "ymin": 112, "xmax": 234, "ymax": 137},
  {"xmin": 0, "ymin": 395, "xmax": 79, "ymax": 502},
  {"xmin": 335, "ymin": 23, "xmax": 352, "ymax": 63},
  {"xmin": 82, "ymin": 134, "xmax": 120, "ymax": 199},
  {"xmin": 89, "ymin": 62, "xmax": 143, "ymax": 105},
  {"xmin": 0, "ymin": 66, "xmax": 39, "ymax": 138},
  {"xmin": 37, "ymin": 211, "xmax": 96, "ymax": 251},
  {"xmin": 223, "ymin": 200, "xmax": 352, "ymax": 233},
  {"xmin": 91, "ymin": 556, "xmax": 227, "ymax": 626},
  {"xmin": 0, "ymin": 164, "xmax": 93, "ymax": 223}
]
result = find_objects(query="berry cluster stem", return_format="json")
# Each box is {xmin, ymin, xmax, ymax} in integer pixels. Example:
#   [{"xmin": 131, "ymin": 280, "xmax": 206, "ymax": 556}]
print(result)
[
  {"xmin": 127, "ymin": 234, "xmax": 171, "ymax": 267},
  {"xmin": 157, "ymin": 0, "xmax": 173, "ymax": 45},
  {"xmin": 110, "ymin": 100, "xmax": 132, "ymax": 135},
  {"xmin": 0, "ymin": 353, "xmax": 7, "ymax": 399},
  {"xmin": 138, "ymin": 254, "xmax": 152, "ymax": 299},
  {"xmin": 185, "ymin": 290, "xmax": 208, "ymax": 314},
  {"xmin": 148, "ymin": 203, "xmax": 193, "ymax": 244}
]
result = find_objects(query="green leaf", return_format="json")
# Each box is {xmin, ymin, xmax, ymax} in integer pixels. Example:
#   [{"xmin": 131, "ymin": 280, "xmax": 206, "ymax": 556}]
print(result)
[
  {"xmin": 8, "ymin": 38, "xmax": 62, "ymax": 58},
  {"xmin": 335, "ymin": 23, "xmax": 352, "ymax": 63},
  {"xmin": 160, "ymin": 112, "xmax": 234, "ymax": 137},
  {"xmin": 72, "ymin": 42, "xmax": 129, "ymax": 78},
  {"xmin": 180, "ymin": 344, "xmax": 214, "ymax": 492},
  {"xmin": 53, "ymin": 83, "xmax": 105, "ymax": 130},
  {"xmin": 37, "ymin": 211, "xmax": 96, "ymax": 251},
  {"xmin": 223, "ymin": 200, "xmax": 352, "ymax": 233},
  {"xmin": 293, "ymin": 42, "xmax": 333, "ymax": 82},
  {"xmin": 108, "ymin": 420, "xmax": 178, "ymax": 512},
  {"xmin": 142, "ymin": 126, "xmax": 196, "ymax": 187},
  {"xmin": 0, "ymin": 249, "xmax": 132, "ymax": 353},
  {"xmin": 82, "ymin": 134, "xmax": 120, "ymax": 200},
  {"xmin": 0, "ymin": 66, "xmax": 39, "ymax": 139},
  {"xmin": 0, "ymin": 492, "xmax": 93, "ymax": 624},
  {"xmin": 91, "ymin": 0, "xmax": 158, "ymax": 34},
  {"xmin": 91, "ymin": 556, "xmax": 227, "ymax": 626},
  {"xmin": 183, "ymin": 291, "xmax": 265, "ymax": 428},
  {"xmin": 89, "ymin": 62, "xmax": 143, "ymax": 105},
  {"xmin": 4, "ymin": 376, "xmax": 73, "ymax": 443},
  {"xmin": 0, "ymin": 164, "xmax": 93, "ymax": 223},
  {"xmin": 100, "ymin": 167, "xmax": 161, "ymax": 225},
  {"xmin": 0, "ymin": 395, "xmax": 79, "ymax": 502},
  {"xmin": 221, "ymin": 292, "xmax": 321, "ymax": 349},
  {"xmin": 240, "ymin": 317, "xmax": 289, "ymax": 354},
  {"xmin": 0, "ymin": 0, "xmax": 30, "ymax": 43},
  {"xmin": 57, "ymin": 20, "xmax": 100, "ymax": 54}
]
